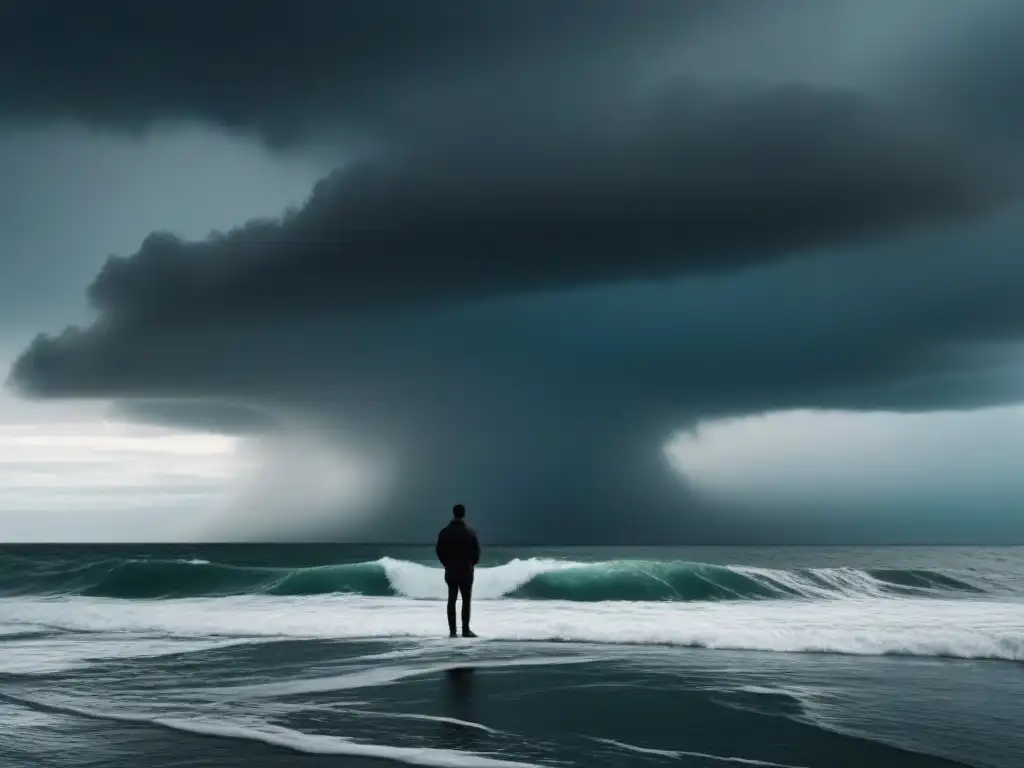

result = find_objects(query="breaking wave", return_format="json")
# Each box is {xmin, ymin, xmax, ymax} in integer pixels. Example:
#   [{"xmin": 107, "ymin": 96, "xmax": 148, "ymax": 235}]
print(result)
[{"xmin": 0, "ymin": 555, "xmax": 990, "ymax": 602}]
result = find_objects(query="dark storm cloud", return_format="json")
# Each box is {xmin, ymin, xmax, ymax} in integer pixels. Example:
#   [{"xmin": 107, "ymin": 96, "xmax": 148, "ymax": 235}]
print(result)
[
  {"xmin": 11, "ymin": 211, "xmax": 1024, "ymax": 542},
  {"xmin": 0, "ymin": 0, "xmax": 734, "ymax": 146},
  {"xmin": 8, "ymin": 0, "xmax": 1024, "ymax": 542},
  {"xmin": 9, "ymin": 82, "xmax": 1007, "ymax": 342}
]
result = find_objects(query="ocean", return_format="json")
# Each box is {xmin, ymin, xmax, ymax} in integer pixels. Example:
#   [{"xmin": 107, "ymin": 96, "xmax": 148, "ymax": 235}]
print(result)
[{"xmin": 0, "ymin": 544, "xmax": 1021, "ymax": 768}]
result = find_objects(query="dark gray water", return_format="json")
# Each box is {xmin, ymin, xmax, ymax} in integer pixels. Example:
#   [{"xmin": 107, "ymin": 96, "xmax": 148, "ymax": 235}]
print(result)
[{"xmin": 1, "ymin": 545, "xmax": 1021, "ymax": 767}]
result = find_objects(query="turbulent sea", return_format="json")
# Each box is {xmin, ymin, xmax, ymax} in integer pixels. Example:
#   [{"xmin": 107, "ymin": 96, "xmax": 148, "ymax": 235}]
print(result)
[{"xmin": 0, "ymin": 545, "xmax": 1021, "ymax": 768}]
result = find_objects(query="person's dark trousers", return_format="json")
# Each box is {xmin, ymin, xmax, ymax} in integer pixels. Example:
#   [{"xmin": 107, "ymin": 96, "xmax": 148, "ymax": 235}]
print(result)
[{"xmin": 445, "ymin": 571, "xmax": 473, "ymax": 635}]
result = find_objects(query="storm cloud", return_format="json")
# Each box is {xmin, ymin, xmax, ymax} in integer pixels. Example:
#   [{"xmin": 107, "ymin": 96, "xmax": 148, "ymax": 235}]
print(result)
[
  {"xmin": 6, "ymin": 0, "xmax": 1024, "ymax": 542},
  {"xmin": 10, "ymin": 81, "xmax": 1006, "ymax": 342},
  {"xmin": 0, "ymin": 0, "xmax": 728, "ymax": 146}
]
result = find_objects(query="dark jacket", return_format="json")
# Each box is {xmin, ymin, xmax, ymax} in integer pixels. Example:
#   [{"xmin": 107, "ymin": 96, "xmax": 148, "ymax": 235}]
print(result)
[{"xmin": 435, "ymin": 519, "xmax": 481, "ymax": 577}]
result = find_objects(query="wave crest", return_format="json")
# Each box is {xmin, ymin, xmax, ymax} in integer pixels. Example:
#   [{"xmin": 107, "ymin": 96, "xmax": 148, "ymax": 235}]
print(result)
[{"xmin": 0, "ymin": 556, "xmax": 988, "ymax": 602}]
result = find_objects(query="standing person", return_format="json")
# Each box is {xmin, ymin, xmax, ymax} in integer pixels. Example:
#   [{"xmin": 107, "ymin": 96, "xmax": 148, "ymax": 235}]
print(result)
[{"xmin": 435, "ymin": 503, "xmax": 480, "ymax": 638}]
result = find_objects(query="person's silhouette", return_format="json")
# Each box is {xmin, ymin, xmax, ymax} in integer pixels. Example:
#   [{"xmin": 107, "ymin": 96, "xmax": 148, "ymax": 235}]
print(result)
[{"xmin": 435, "ymin": 503, "xmax": 481, "ymax": 637}]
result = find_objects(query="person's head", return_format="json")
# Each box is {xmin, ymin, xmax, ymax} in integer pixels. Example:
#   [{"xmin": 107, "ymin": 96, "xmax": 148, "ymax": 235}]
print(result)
[{"xmin": 452, "ymin": 503, "xmax": 466, "ymax": 520}]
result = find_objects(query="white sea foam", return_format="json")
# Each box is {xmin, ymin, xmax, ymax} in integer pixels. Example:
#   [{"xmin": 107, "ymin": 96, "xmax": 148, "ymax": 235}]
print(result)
[
  {"xmin": 0, "ymin": 694, "xmax": 544, "ymax": 768},
  {"xmin": 592, "ymin": 737, "xmax": 809, "ymax": 767},
  {"xmin": 343, "ymin": 709, "xmax": 505, "ymax": 735},
  {"xmin": 378, "ymin": 557, "xmax": 579, "ymax": 599},
  {"xmin": 138, "ymin": 718, "xmax": 542, "ymax": 767},
  {"xmin": 2, "ymin": 593, "xmax": 1021, "ymax": 661},
  {"xmin": 370, "ymin": 557, "xmax": 982, "ymax": 602}
]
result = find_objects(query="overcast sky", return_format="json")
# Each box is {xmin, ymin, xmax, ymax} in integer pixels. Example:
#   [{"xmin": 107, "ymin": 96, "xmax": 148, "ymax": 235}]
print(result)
[{"xmin": 2, "ymin": 1, "xmax": 1024, "ymax": 542}]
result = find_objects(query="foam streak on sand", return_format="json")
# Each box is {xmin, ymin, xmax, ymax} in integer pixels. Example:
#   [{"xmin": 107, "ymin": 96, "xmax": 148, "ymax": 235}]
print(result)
[
  {"xmin": 593, "ymin": 737, "xmax": 809, "ymax": 767},
  {"xmin": 135, "ymin": 719, "xmax": 541, "ymax": 768},
  {"xmin": 344, "ymin": 710, "xmax": 504, "ymax": 735},
  {"xmin": 0, "ymin": 694, "xmax": 545, "ymax": 768}
]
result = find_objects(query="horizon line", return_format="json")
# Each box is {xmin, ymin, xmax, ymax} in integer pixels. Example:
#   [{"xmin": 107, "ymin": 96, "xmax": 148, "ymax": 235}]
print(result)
[{"xmin": 1, "ymin": 541, "xmax": 1022, "ymax": 547}]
